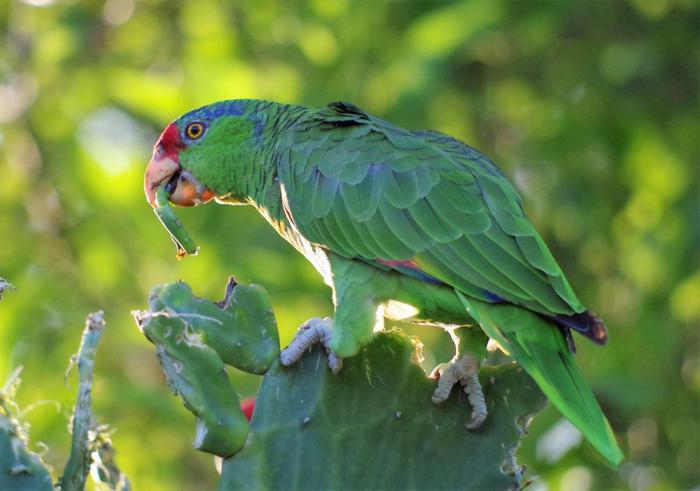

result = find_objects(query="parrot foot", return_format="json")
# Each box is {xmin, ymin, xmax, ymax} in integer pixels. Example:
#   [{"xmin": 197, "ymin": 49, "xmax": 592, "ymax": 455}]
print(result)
[
  {"xmin": 430, "ymin": 354, "xmax": 487, "ymax": 430},
  {"xmin": 280, "ymin": 317, "xmax": 343, "ymax": 374}
]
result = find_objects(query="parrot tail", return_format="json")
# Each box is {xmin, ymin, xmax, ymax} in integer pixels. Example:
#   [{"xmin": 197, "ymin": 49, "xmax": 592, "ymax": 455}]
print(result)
[{"xmin": 456, "ymin": 292, "xmax": 623, "ymax": 467}]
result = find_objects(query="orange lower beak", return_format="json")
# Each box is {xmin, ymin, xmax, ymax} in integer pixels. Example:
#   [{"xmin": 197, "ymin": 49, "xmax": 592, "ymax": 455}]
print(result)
[{"xmin": 144, "ymin": 156, "xmax": 215, "ymax": 208}]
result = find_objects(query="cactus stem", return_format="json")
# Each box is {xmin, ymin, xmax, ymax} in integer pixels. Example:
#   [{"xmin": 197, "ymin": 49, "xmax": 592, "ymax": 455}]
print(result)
[{"xmin": 62, "ymin": 311, "xmax": 105, "ymax": 491}]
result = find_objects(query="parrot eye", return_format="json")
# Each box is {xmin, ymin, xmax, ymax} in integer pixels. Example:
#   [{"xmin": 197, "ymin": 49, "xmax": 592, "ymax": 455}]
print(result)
[{"xmin": 185, "ymin": 122, "xmax": 206, "ymax": 140}]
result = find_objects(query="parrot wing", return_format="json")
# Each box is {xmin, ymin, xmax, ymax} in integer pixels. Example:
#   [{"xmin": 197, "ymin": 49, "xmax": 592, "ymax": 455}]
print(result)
[{"xmin": 277, "ymin": 102, "xmax": 604, "ymax": 336}]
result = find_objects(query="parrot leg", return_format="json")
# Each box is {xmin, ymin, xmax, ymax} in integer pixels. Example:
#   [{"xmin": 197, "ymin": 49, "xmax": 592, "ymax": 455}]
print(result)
[
  {"xmin": 278, "ymin": 256, "xmax": 382, "ymax": 372},
  {"xmin": 430, "ymin": 326, "xmax": 489, "ymax": 430},
  {"xmin": 280, "ymin": 317, "xmax": 343, "ymax": 374},
  {"xmin": 327, "ymin": 255, "xmax": 383, "ymax": 357}
]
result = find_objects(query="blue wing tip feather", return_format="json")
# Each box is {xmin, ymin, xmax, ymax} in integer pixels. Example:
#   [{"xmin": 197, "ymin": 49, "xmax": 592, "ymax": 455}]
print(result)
[
  {"xmin": 554, "ymin": 311, "xmax": 609, "ymax": 345},
  {"xmin": 479, "ymin": 289, "xmax": 608, "ymax": 346}
]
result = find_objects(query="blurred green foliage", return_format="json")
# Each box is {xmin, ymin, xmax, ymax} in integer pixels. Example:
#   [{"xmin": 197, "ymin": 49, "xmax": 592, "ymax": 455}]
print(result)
[{"xmin": 0, "ymin": 0, "xmax": 698, "ymax": 489}]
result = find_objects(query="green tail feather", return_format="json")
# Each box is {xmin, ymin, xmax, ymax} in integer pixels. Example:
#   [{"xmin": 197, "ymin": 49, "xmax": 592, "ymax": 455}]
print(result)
[{"xmin": 456, "ymin": 292, "xmax": 623, "ymax": 466}]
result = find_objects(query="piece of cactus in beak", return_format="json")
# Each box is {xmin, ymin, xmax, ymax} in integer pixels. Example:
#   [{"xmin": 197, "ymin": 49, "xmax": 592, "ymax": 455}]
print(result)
[{"xmin": 153, "ymin": 186, "xmax": 198, "ymax": 258}]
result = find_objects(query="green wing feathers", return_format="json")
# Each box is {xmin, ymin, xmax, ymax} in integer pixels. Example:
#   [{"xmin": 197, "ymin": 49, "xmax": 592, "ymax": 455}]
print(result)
[
  {"xmin": 278, "ymin": 102, "xmax": 584, "ymax": 317},
  {"xmin": 458, "ymin": 292, "xmax": 623, "ymax": 466}
]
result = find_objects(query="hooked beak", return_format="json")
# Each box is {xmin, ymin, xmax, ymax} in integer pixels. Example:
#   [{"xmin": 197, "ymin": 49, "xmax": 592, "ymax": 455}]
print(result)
[{"xmin": 144, "ymin": 155, "xmax": 215, "ymax": 208}]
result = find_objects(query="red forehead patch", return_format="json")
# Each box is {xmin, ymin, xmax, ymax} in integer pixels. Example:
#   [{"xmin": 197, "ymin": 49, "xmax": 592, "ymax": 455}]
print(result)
[{"xmin": 154, "ymin": 122, "xmax": 183, "ymax": 160}]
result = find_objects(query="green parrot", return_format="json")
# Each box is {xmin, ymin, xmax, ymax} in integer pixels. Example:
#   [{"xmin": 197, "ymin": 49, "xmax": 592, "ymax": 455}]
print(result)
[{"xmin": 144, "ymin": 99, "xmax": 622, "ymax": 466}]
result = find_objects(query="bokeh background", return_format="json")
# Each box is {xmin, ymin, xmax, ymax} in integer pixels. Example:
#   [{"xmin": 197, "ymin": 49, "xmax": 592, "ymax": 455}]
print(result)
[{"xmin": 1, "ymin": 0, "xmax": 698, "ymax": 489}]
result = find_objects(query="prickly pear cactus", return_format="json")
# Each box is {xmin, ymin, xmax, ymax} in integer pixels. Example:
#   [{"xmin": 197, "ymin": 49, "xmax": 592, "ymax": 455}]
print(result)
[
  {"xmin": 0, "ymin": 282, "xmax": 52, "ymax": 490},
  {"xmin": 136, "ymin": 279, "xmax": 548, "ymax": 490},
  {"xmin": 134, "ymin": 278, "xmax": 280, "ymax": 457},
  {"xmin": 0, "ymin": 373, "xmax": 54, "ymax": 491},
  {"xmin": 1, "ymin": 281, "xmax": 128, "ymax": 491},
  {"xmin": 221, "ymin": 332, "xmax": 546, "ymax": 490}
]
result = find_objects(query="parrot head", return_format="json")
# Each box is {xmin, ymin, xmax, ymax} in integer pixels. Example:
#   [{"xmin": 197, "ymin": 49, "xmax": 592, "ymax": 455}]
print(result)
[{"xmin": 144, "ymin": 100, "xmax": 260, "ymax": 209}]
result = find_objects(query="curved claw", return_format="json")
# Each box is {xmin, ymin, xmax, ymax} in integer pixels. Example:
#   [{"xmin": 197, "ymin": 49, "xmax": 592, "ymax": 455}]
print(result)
[
  {"xmin": 431, "ymin": 354, "xmax": 487, "ymax": 430},
  {"xmin": 280, "ymin": 318, "xmax": 343, "ymax": 374}
]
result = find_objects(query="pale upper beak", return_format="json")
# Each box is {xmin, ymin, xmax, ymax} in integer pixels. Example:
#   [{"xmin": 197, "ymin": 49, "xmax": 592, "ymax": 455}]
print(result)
[{"xmin": 144, "ymin": 155, "xmax": 215, "ymax": 208}]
